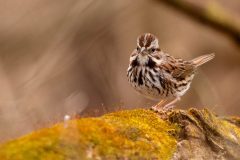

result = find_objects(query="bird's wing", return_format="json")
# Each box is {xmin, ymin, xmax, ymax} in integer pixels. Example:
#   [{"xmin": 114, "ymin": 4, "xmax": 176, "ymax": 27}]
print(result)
[{"xmin": 161, "ymin": 56, "xmax": 195, "ymax": 80}]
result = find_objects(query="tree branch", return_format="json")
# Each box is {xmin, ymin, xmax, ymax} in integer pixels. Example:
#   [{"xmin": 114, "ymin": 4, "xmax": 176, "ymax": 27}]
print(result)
[{"xmin": 154, "ymin": 0, "xmax": 240, "ymax": 45}]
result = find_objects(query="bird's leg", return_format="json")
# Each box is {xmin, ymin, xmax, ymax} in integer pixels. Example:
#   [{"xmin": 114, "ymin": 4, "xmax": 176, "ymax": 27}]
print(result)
[
  {"xmin": 163, "ymin": 97, "xmax": 180, "ymax": 111},
  {"xmin": 150, "ymin": 99, "xmax": 167, "ymax": 112}
]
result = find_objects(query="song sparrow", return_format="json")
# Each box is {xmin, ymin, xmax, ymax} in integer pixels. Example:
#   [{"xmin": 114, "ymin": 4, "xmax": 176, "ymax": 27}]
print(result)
[{"xmin": 127, "ymin": 33, "xmax": 215, "ymax": 112}]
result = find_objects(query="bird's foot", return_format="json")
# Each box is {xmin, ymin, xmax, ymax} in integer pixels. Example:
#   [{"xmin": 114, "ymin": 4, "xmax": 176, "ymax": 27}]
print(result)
[
  {"xmin": 150, "ymin": 105, "xmax": 163, "ymax": 113},
  {"xmin": 150, "ymin": 105, "xmax": 175, "ymax": 120},
  {"xmin": 162, "ymin": 105, "xmax": 175, "ymax": 112},
  {"xmin": 150, "ymin": 100, "xmax": 167, "ymax": 112},
  {"xmin": 150, "ymin": 103, "xmax": 175, "ymax": 115}
]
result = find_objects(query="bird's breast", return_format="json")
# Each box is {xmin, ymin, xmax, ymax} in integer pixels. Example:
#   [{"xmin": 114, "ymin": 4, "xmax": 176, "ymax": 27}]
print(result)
[{"xmin": 127, "ymin": 66, "xmax": 176, "ymax": 100}]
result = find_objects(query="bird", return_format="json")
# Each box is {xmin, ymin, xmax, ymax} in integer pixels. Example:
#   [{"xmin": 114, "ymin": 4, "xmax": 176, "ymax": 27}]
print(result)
[{"xmin": 127, "ymin": 33, "xmax": 215, "ymax": 112}]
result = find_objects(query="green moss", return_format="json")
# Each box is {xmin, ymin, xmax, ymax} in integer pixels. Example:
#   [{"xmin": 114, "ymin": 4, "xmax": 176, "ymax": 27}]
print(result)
[{"xmin": 0, "ymin": 109, "xmax": 179, "ymax": 160}]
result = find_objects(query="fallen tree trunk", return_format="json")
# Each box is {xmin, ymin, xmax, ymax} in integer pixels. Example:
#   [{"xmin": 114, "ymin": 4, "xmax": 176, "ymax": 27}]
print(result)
[{"xmin": 0, "ymin": 108, "xmax": 239, "ymax": 160}]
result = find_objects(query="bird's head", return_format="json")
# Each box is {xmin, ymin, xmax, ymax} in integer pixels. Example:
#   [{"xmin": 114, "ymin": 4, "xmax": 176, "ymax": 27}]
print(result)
[
  {"xmin": 130, "ymin": 33, "xmax": 161, "ymax": 66},
  {"xmin": 137, "ymin": 33, "xmax": 160, "ymax": 55}
]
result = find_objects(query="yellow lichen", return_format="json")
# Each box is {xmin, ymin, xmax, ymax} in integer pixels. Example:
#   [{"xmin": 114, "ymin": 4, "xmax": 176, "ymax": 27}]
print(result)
[{"xmin": 0, "ymin": 109, "xmax": 179, "ymax": 160}]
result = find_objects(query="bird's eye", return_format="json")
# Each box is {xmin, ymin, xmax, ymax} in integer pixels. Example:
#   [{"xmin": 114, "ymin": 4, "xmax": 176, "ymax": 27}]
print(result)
[
  {"xmin": 151, "ymin": 48, "xmax": 156, "ymax": 52},
  {"xmin": 137, "ymin": 47, "xmax": 140, "ymax": 51}
]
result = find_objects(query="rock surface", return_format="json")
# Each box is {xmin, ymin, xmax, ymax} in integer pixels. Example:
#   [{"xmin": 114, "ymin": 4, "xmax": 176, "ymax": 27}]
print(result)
[{"xmin": 0, "ymin": 108, "xmax": 239, "ymax": 160}]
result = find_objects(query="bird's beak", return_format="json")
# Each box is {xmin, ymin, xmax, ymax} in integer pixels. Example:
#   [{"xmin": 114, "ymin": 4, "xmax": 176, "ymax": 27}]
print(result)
[
  {"xmin": 140, "ymin": 47, "xmax": 145, "ymax": 52},
  {"xmin": 140, "ymin": 47, "xmax": 147, "ymax": 55}
]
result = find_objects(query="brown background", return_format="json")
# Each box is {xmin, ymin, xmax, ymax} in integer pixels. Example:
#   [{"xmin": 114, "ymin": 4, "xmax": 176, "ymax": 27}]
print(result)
[{"xmin": 0, "ymin": 0, "xmax": 240, "ymax": 142}]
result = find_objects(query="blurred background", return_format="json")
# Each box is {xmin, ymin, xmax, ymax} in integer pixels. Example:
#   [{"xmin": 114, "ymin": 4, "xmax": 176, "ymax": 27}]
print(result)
[{"xmin": 0, "ymin": 0, "xmax": 240, "ymax": 142}]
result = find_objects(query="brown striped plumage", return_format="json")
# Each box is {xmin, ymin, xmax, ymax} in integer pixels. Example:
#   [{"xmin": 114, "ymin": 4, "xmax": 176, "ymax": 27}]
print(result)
[{"xmin": 127, "ymin": 33, "xmax": 215, "ymax": 111}]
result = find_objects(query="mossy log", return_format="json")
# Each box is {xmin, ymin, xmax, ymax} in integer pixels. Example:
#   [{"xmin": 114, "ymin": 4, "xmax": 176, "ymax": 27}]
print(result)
[{"xmin": 0, "ymin": 108, "xmax": 240, "ymax": 160}]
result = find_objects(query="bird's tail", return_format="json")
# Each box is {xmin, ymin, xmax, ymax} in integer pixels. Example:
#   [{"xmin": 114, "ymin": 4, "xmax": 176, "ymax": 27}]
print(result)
[{"xmin": 191, "ymin": 53, "xmax": 215, "ymax": 67}]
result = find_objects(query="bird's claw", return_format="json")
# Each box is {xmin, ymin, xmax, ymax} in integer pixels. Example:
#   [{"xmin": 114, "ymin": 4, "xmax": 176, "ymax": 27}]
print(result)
[
  {"xmin": 150, "ymin": 105, "xmax": 174, "ymax": 114},
  {"xmin": 163, "ymin": 105, "xmax": 175, "ymax": 112},
  {"xmin": 150, "ymin": 106, "xmax": 162, "ymax": 113}
]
